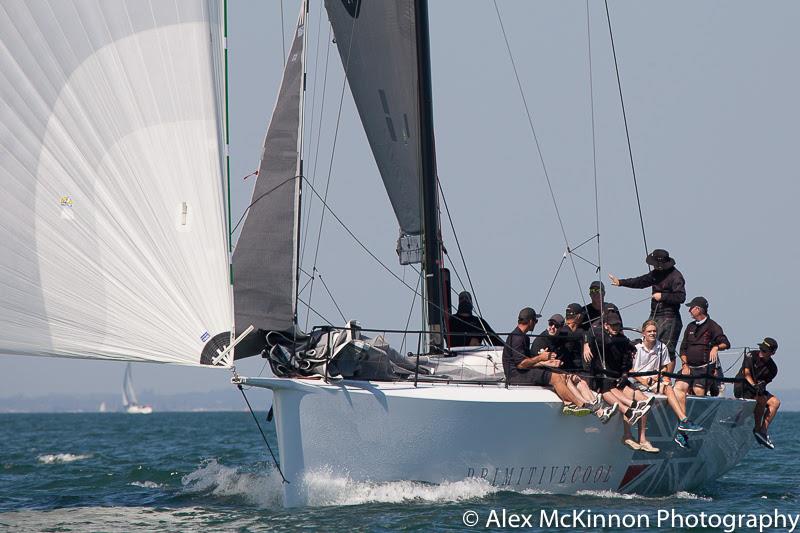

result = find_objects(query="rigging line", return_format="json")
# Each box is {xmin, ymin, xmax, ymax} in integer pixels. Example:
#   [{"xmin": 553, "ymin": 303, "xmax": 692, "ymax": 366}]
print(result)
[
  {"xmin": 570, "ymin": 233, "xmax": 599, "ymax": 253},
  {"xmin": 539, "ymin": 254, "xmax": 566, "ymax": 313},
  {"xmin": 297, "ymin": 296, "xmax": 334, "ymax": 326},
  {"xmin": 300, "ymin": 23, "xmax": 333, "ymax": 265},
  {"xmin": 231, "ymin": 175, "xmax": 297, "ymax": 235},
  {"xmin": 305, "ymin": 12, "xmax": 360, "ymax": 330},
  {"xmin": 604, "ymin": 0, "xmax": 648, "ymax": 257},
  {"xmin": 279, "ymin": 0, "xmax": 286, "ymax": 67},
  {"xmin": 587, "ymin": 0, "xmax": 606, "ymax": 366},
  {"xmin": 569, "ymin": 249, "xmax": 599, "ymax": 271},
  {"xmin": 237, "ymin": 384, "xmax": 288, "ymax": 484},
  {"xmin": 400, "ymin": 270, "xmax": 423, "ymax": 355},
  {"xmin": 437, "ymin": 178, "xmax": 483, "ymax": 318},
  {"xmin": 492, "ymin": 1, "xmax": 587, "ymax": 306},
  {"xmin": 617, "ymin": 295, "xmax": 651, "ymax": 311},
  {"xmin": 316, "ymin": 270, "xmax": 347, "ymax": 323}
]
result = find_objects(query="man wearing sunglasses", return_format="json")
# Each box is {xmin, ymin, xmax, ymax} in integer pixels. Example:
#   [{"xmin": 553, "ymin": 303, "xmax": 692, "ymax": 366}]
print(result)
[
  {"xmin": 579, "ymin": 281, "xmax": 621, "ymax": 331},
  {"xmin": 734, "ymin": 337, "xmax": 780, "ymax": 449}
]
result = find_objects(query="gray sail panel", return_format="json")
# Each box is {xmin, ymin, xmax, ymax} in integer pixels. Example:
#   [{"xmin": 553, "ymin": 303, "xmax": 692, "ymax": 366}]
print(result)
[
  {"xmin": 233, "ymin": 6, "xmax": 306, "ymax": 333},
  {"xmin": 325, "ymin": 0, "xmax": 423, "ymax": 242}
]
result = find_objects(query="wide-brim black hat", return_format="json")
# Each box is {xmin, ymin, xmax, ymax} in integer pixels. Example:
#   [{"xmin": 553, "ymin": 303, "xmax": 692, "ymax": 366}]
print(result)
[{"xmin": 645, "ymin": 249, "xmax": 675, "ymax": 269}]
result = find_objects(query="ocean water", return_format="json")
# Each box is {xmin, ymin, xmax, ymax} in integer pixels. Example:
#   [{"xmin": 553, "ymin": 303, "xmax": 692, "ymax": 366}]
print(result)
[{"xmin": 1, "ymin": 411, "xmax": 798, "ymax": 532}]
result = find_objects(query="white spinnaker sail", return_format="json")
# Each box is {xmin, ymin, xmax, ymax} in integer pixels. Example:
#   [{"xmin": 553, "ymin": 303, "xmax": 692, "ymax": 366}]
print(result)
[{"xmin": 0, "ymin": 1, "xmax": 233, "ymax": 366}]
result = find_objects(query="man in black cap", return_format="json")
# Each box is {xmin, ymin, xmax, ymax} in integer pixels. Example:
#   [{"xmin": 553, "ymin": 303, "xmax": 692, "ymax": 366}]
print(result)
[
  {"xmin": 608, "ymin": 249, "xmax": 686, "ymax": 372},
  {"xmin": 579, "ymin": 281, "xmax": 621, "ymax": 331},
  {"xmin": 531, "ymin": 313, "xmax": 564, "ymax": 356},
  {"xmin": 448, "ymin": 291, "xmax": 503, "ymax": 348},
  {"xmin": 670, "ymin": 296, "xmax": 730, "ymax": 445},
  {"xmin": 734, "ymin": 337, "xmax": 780, "ymax": 449},
  {"xmin": 502, "ymin": 307, "xmax": 590, "ymax": 414}
]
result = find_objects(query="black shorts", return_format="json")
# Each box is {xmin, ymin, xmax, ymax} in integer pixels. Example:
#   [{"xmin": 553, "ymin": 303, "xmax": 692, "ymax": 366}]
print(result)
[
  {"xmin": 682, "ymin": 364, "xmax": 715, "ymax": 390},
  {"xmin": 528, "ymin": 367, "xmax": 552, "ymax": 386},
  {"xmin": 510, "ymin": 367, "xmax": 551, "ymax": 386},
  {"xmin": 734, "ymin": 382, "xmax": 773, "ymax": 400}
]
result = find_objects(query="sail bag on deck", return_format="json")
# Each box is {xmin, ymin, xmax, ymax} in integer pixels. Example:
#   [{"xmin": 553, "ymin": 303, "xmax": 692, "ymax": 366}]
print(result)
[{"xmin": 0, "ymin": 1, "xmax": 233, "ymax": 366}]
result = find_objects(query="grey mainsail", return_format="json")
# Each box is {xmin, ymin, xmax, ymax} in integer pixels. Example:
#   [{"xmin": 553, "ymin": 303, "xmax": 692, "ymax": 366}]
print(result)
[
  {"xmin": 325, "ymin": 0, "xmax": 425, "ymax": 263},
  {"xmin": 233, "ymin": 5, "xmax": 306, "ymax": 334}
]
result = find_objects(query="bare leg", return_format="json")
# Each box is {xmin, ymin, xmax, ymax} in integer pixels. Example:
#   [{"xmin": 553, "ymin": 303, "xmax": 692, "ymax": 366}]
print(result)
[
  {"xmin": 754, "ymin": 396, "xmax": 767, "ymax": 432},
  {"xmin": 763, "ymin": 396, "xmax": 781, "ymax": 433},
  {"xmin": 672, "ymin": 380, "xmax": 690, "ymax": 421},
  {"xmin": 638, "ymin": 414, "xmax": 649, "ymax": 445},
  {"xmin": 550, "ymin": 374, "xmax": 579, "ymax": 405},
  {"xmin": 663, "ymin": 383, "xmax": 686, "ymax": 421}
]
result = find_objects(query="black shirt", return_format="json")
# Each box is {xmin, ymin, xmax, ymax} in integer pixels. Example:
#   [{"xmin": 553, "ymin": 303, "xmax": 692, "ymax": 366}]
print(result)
[
  {"xmin": 579, "ymin": 301, "xmax": 620, "ymax": 330},
  {"xmin": 741, "ymin": 350, "xmax": 778, "ymax": 385},
  {"xmin": 448, "ymin": 313, "xmax": 504, "ymax": 347},
  {"xmin": 588, "ymin": 325, "xmax": 635, "ymax": 377},
  {"xmin": 530, "ymin": 328, "xmax": 558, "ymax": 356},
  {"xmin": 679, "ymin": 317, "xmax": 730, "ymax": 366},
  {"xmin": 552, "ymin": 326, "xmax": 587, "ymax": 371},
  {"xmin": 502, "ymin": 326, "xmax": 532, "ymax": 383},
  {"xmin": 619, "ymin": 267, "xmax": 686, "ymax": 318}
]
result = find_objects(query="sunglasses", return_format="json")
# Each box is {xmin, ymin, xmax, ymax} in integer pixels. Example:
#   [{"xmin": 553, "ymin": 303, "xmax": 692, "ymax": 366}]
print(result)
[
  {"xmin": 547, "ymin": 321, "xmax": 559, "ymax": 327},
  {"xmin": 589, "ymin": 288, "xmax": 602, "ymax": 294}
]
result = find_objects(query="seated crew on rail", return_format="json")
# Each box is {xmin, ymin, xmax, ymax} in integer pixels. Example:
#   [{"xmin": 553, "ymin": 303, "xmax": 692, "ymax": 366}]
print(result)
[
  {"xmin": 670, "ymin": 296, "xmax": 730, "ymax": 448},
  {"xmin": 448, "ymin": 291, "xmax": 504, "ymax": 347},
  {"xmin": 502, "ymin": 307, "xmax": 597, "ymax": 415},
  {"xmin": 585, "ymin": 312, "xmax": 653, "ymax": 429},
  {"xmin": 547, "ymin": 304, "xmax": 618, "ymax": 421},
  {"xmin": 734, "ymin": 337, "xmax": 781, "ymax": 449}
]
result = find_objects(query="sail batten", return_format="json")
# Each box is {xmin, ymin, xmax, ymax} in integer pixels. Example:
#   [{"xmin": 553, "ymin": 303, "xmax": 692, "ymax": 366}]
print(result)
[{"xmin": 0, "ymin": 0, "xmax": 233, "ymax": 367}]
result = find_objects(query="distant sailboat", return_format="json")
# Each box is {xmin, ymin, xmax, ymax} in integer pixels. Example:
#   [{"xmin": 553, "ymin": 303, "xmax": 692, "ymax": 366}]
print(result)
[
  {"xmin": 122, "ymin": 364, "xmax": 153, "ymax": 415},
  {"xmin": 98, "ymin": 402, "xmax": 107, "ymax": 413}
]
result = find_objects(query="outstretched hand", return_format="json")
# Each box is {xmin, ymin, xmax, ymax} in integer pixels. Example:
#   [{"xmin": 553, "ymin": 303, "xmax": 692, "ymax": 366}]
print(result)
[{"xmin": 608, "ymin": 273, "xmax": 620, "ymax": 286}]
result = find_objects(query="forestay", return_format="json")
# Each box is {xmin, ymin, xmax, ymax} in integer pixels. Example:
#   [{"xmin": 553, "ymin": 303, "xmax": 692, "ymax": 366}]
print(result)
[
  {"xmin": 0, "ymin": 0, "xmax": 233, "ymax": 366},
  {"xmin": 325, "ymin": 0, "xmax": 424, "ymax": 262}
]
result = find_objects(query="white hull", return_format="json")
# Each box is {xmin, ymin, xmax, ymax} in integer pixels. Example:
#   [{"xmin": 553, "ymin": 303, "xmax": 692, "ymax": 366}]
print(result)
[
  {"xmin": 125, "ymin": 405, "xmax": 153, "ymax": 415},
  {"xmin": 240, "ymin": 377, "xmax": 756, "ymax": 506}
]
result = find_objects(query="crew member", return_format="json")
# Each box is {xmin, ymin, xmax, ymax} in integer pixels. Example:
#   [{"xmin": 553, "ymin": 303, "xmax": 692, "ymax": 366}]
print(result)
[
  {"xmin": 671, "ymin": 296, "xmax": 729, "ymax": 447},
  {"xmin": 580, "ymin": 281, "xmax": 621, "ymax": 331},
  {"xmin": 608, "ymin": 249, "xmax": 686, "ymax": 371},
  {"xmin": 735, "ymin": 337, "xmax": 780, "ymax": 449},
  {"xmin": 448, "ymin": 291, "xmax": 503, "ymax": 347}
]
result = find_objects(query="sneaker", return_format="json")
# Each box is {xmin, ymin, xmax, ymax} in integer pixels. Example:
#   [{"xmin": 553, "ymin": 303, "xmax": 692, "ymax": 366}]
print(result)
[
  {"xmin": 677, "ymin": 418, "xmax": 704, "ymax": 432},
  {"xmin": 562, "ymin": 403, "xmax": 592, "ymax": 417},
  {"xmin": 639, "ymin": 441, "xmax": 660, "ymax": 453},
  {"xmin": 597, "ymin": 402, "xmax": 619, "ymax": 424},
  {"xmin": 627, "ymin": 405, "xmax": 648, "ymax": 426},
  {"xmin": 622, "ymin": 438, "xmax": 641, "ymax": 450},
  {"xmin": 674, "ymin": 432, "xmax": 690, "ymax": 449},
  {"xmin": 753, "ymin": 430, "xmax": 775, "ymax": 450}
]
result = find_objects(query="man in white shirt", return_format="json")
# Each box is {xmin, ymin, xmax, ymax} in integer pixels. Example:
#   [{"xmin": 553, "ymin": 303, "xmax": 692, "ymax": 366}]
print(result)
[{"xmin": 621, "ymin": 320, "xmax": 669, "ymax": 453}]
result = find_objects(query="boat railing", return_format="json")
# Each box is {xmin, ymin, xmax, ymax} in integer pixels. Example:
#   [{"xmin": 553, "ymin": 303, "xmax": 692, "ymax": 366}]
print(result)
[{"xmin": 306, "ymin": 324, "xmax": 752, "ymax": 395}]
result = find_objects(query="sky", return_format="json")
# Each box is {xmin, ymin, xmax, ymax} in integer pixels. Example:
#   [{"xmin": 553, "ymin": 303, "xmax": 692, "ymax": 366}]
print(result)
[{"xmin": 2, "ymin": 0, "xmax": 799, "ymax": 398}]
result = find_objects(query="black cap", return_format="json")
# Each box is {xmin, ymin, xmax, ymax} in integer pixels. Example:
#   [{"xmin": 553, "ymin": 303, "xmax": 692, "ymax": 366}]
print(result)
[
  {"xmin": 605, "ymin": 313, "xmax": 623, "ymax": 327},
  {"xmin": 589, "ymin": 280, "xmax": 605, "ymax": 294},
  {"xmin": 759, "ymin": 337, "xmax": 778, "ymax": 353},
  {"xmin": 646, "ymin": 249, "xmax": 676, "ymax": 270},
  {"xmin": 685, "ymin": 296, "xmax": 709, "ymax": 311},
  {"xmin": 518, "ymin": 307, "xmax": 541, "ymax": 322},
  {"xmin": 458, "ymin": 291, "xmax": 472, "ymax": 303},
  {"xmin": 565, "ymin": 303, "xmax": 583, "ymax": 319},
  {"xmin": 548, "ymin": 314, "xmax": 565, "ymax": 327}
]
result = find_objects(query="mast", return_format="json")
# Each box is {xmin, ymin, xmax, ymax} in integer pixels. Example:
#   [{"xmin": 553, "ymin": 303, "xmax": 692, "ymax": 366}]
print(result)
[{"xmin": 415, "ymin": 0, "xmax": 444, "ymax": 349}]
